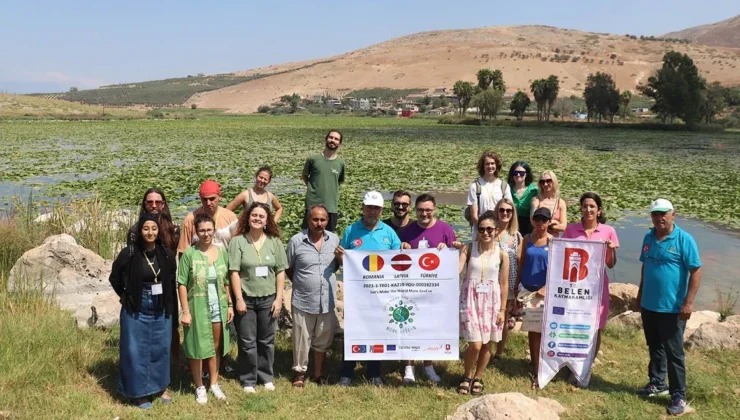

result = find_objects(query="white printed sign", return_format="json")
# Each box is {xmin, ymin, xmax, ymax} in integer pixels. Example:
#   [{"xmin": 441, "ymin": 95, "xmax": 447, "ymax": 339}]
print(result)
[
  {"xmin": 343, "ymin": 249, "xmax": 460, "ymax": 360},
  {"xmin": 538, "ymin": 238, "xmax": 606, "ymax": 388}
]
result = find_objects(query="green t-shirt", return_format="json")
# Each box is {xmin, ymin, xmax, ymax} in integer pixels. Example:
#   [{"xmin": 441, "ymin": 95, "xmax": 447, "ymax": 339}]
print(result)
[
  {"xmin": 303, "ymin": 154, "xmax": 345, "ymax": 213},
  {"xmin": 228, "ymin": 234, "xmax": 288, "ymax": 297},
  {"xmin": 512, "ymin": 183, "xmax": 539, "ymax": 218}
]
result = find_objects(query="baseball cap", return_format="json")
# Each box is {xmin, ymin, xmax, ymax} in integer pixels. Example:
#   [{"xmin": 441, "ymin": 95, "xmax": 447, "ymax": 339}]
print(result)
[
  {"xmin": 362, "ymin": 191, "xmax": 384, "ymax": 207},
  {"xmin": 650, "ymin": 198, "xmax": 673, "ymax": 213},
  {"xmin": 199, "ymin": 180, "xmax": 221, "ymax": 197},
  {"xmin": 532, "ymin": 207, "xmax": 552, "ymax": 220}
]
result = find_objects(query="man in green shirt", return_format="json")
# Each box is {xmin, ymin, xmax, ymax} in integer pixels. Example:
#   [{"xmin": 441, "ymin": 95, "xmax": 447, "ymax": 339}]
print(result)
[{"xmin": 301, "ymin": 129, "xmax": 346, "ymax": 232}]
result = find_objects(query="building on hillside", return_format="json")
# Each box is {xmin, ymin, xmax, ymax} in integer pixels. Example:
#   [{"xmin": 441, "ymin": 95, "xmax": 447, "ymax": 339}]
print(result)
[{"xmin": 349, "ymin": 98, "xmax": 370, "ymax": 110}]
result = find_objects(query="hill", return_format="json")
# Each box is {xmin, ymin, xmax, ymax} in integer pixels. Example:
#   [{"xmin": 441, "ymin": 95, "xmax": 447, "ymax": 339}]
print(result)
[
  {"xmin": 0, "ymin": 93, "xmax": 143, "ymax": 119},
  {"xmin": 663, "ymin": 15, "xmax": 740, "ymax": 48},
  {"xmin": 188, "ymin": 25, "xmax": 740, "ymax": 113}
]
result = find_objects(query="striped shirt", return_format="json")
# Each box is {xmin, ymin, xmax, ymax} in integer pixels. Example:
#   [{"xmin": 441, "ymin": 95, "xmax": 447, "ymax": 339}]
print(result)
[{"xmin": 286, "ymin": 230, "xmax": 340, "ymax": 314}]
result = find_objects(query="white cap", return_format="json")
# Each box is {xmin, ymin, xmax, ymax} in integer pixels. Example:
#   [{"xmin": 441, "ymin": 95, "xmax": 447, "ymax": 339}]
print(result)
[
  {"xmin": 650, "ymin": 198, "xmax": 674, "ymax": 212},
  {"xmin": 362, "ymin": 191, "xmax": 384, "ymax": 207}
]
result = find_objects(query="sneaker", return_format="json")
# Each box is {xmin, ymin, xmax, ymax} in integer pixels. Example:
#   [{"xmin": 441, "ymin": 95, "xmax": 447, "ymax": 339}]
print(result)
[
  {"xmin": 423, "ymin": 365, "xmax": 441, "ymax": 384},
  {"xmin": 666, "ymin": 394, "xmax": 695, "ymax": 416},
  {"xmin": 243, "ymin": 385, "xmax": 257, "ymax": 394},
  {"xmin": 338, "ymin": 376, "xmax": 352, "ymax": 387},
  {"xmin": 195, "ymin": 386, "xmax": 208, "ymax": 404},
  {"xmin": 636, "ymin": 382, "xmax": 669, "ymax": 397},
  {"xmin": 263, "ymin": 382, "xmax": 276, "ymax": 391},
  {"xmin": 210, "ymin": 383, "xmax": 226, "ymax": 400},
  {"xmin": 223, "ymin": 364, "xmax": 235, "ymax": 374},
  {"xmin": 403, "ymin": 366, "xmax": 416, "ymax": 384},
  {"xmin": 370, "ymin": 376, "xmax": 383, "ymax": 387},
  {"xmin": 134, "ymin": 399, "xmax": 153, "ymax": 410}
]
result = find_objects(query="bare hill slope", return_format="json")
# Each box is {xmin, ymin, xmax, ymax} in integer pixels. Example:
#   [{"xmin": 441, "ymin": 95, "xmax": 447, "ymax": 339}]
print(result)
[
  {"xmin": 663, "ymin": 15, "xmax": 740, "ymax": 48},
  {"xmin": 188, "ymin": 25, "xmax": 740, "ymax": 113}
]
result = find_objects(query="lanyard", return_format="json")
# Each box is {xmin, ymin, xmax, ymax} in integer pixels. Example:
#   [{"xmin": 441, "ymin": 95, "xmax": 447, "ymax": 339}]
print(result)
[
  {"xmin": 144, "ymin": 252, "xmax": 160, "ymax": 283},
  {"xmin": 478, "ymin": 243, "xmax": 496, "ymax": 283}
]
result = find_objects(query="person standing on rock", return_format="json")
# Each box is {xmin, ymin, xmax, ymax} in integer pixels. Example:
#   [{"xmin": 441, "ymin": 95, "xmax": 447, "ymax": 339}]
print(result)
[
  {"xmin": 109, "ymin": 213, "xmax": 178, "ymax": 410},
  {"xmin": 399, "ymin": 193, "xmax": 459, "ymax": 385},
  {"xmin": 178, "ymin": 180, "xmax": 238, "ymax": 256},
  {"xmin": 301, "ymin": 129, "xmax": 346, "ymax": 232},
  {"xmin": 466, "ymin": 151, "xmax": 513, "ymax": 237},
  {"xmin": 286, "ymin": 204, "xmax": 341, "ymax": 388},
  {"xmin": 335, "ymin": 191, "xmax": 401, "ymax": 387},
  {"xmin": 228, "ymin": 202, "xmax": 288, "ymax": 393},
  {"xmin": 384, "ymin": 190, "xmax": 413, "ymax": 235},
  {"xmin": 178, "ymin": 213, "xmax": 233, "ymax": 404},
  {"xmin": 636, "ymin": 198, "xmax": 702, "ymax": 417},
  {"xmin": 226, "ymin": 165, "xmax": 284, "ymax": 223}
]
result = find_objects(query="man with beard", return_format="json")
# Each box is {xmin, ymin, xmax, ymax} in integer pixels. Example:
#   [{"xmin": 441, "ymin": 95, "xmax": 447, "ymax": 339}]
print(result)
[
  {"xmin": 384, "ymin": 190, "xmax": 413, "ymax": 235},
  {"xmin": 301, "ymin": 129, "xmax": 346, "ymax": 232},
  {"xmin": 399, "ymin": 193, "xmax": 458, "ymax": 384},
  {"xmin": 335, "ymin": 191, "xmax": 401, "ymax": 387}
]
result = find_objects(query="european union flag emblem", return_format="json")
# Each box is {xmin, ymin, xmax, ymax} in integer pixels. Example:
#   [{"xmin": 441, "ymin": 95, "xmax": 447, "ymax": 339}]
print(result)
[{"xmin": 553, "ymin": 306, "xmax": 565, "ymax": 315}]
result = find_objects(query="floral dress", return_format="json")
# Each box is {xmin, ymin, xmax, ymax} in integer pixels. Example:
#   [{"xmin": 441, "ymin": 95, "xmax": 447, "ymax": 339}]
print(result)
[{"xmin": 460, "ymin": 242, "xmax": 502, "ymax": 344}]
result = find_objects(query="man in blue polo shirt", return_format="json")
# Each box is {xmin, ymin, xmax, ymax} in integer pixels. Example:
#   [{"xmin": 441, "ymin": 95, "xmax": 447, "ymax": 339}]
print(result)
[
  {"xmin": 335, "ymin": 190, "xmax": 401, "ymax": 387},
  {"xmin": 636, "ymin": 198, "xmax": 702, "ymax": 417}
]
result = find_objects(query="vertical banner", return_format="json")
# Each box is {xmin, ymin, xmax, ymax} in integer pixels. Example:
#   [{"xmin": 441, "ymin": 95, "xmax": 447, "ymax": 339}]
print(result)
[
  {"xmin": 538, "ymin": 238, "xmax": 606, "ymax": 388},
  {"xmin": 343, "ymin": 249, "xmax": 460, "ymax": 360}
]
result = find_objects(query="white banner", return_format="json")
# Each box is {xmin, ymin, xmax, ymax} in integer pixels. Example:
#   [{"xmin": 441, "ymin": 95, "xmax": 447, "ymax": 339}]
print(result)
[
  {"xmin": 538, "ymin": 238, "xmax": 606, "ymax": 388},
  {"xmin": 343, "ymin": 249, "xmax": 460, "ymax": 360}
]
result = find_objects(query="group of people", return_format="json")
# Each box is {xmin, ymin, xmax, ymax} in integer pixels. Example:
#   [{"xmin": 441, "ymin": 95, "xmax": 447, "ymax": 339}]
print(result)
[{"xmin": 108, "ymin": 129, "xmax": 702, "ymax": 417}]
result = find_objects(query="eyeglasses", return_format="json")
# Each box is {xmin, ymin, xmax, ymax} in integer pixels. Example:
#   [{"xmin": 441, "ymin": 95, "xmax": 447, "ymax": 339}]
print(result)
[
  {"xmin": 145, "ymin": 200, "xmax": 164, "ymax": 206},
  {"xmin": 498, "ymin": 208, "xmax": 513, "ymax": 214},
  {"xmin": 477, "ymin": 227, "xmax": 495, "ymax": 234},
  {"xmin": 392, "ymin": 202, "xmax": 409, "ymax": 208},
  {"xmin": 197, "ymin": 228, "xmax": 214, "ymax": 234},
  {"xmin": 416, "ymin": 208, "xmax": 434, "ymax": 213},
  {"xmin": 650, "ymin": 211, "xmax": 667, "ymax": 217},
  {"xmin": 512, "ymin": 171, "xmax": 526, "ymax": 177},
  {"xmin": 539, "ymin": 179, "xmax": 553, "ymax": 185},
  {"xmin": 533, "ymin": 216, "xmax": 550, "ymax": 223}
]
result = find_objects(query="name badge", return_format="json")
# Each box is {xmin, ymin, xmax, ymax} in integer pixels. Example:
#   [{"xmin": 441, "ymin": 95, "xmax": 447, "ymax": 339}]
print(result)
[
  {"xmin": 476, "ymin": 283, "xmax": 491, "ymax": 295},
  {"xmin": 418, "ymin": 240, "xmax": 429, "ymax": 249},
  {"xmin": 151, "ymin": 283, "xmax": 163, "ymax": 295},
  {"xmin": 255, "ymin": 266, "xmax": 269, "ymax": 277}
]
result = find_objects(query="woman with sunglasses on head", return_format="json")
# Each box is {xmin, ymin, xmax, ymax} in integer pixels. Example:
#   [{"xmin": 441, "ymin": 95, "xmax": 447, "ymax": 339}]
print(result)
[
  {"xmin": 109, "ymin": 213, "xmax": 178, "ymax": 409},
  {"xmin": 507, "ymin": 161, "xmax": 538, "ymax": 235},
  {"xmin": 226, "ymin": 165, "xmax": 283, "ymax": 223},
  {"xmin": 515, "ymin": 207, "xmax": 554, "ymax": 390},
  {"xmin": 491, "ymin": 199, "xmax": 523, "ymax": 362},
  {"xmin": 458, "ymin": 210, "xmax": 510, "ymax": 396},
  {"xmin": 562, "ymin": 192, "xmax": 619, "ymax": 384},
  {"xmin": 531, "ymin": 170, "xmax": 567, "ymax": 236},
  {"xmin": 228, "ymin": 202, "xmax": 288, "ymax": 393},
  {"xmin": 178, "ymin": 213, "xmax": 233, "ymax": 404}
]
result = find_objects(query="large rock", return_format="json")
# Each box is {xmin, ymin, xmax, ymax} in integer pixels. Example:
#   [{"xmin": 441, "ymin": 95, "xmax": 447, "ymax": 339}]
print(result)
[
  {"xmin": 7, "ymin": 234, "xmax": 118, "ymax": 329},
  {"xmin": 279, "ymin": 280, "xmax": 345, "ymax": 334},
  {"xmin": 609, "ymin": 310, "xmax": 642, "ymax": 329},
  {"xmin": 608, "ymin": 283, "xmax": 640, "ymax": 316},
  {"xmin": 447, "ymin": 392, "xmax": 565, "ymax": 420},
  {"xmin": 685, "ymin": 316, "xmax": 740, "ymax": 350},
  {"xmin": 684, "ymin": 310, "xmax": 720, "ymax": 340}
]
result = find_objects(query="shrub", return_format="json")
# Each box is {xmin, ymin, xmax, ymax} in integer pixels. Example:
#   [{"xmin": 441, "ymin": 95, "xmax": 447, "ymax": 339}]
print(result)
[
  {"xmin": 190, "ymin": 103, "xmax": 197, "ymax": 109},
  {"xmin": 257, "ymin": 105, "xmax": 271, "ymax": 113}
]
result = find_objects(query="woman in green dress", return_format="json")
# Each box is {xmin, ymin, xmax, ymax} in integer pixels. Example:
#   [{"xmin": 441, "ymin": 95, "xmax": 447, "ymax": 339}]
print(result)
[{"xmin": 178, "ymin": 213, "xmax": 233, "ymax": 404}]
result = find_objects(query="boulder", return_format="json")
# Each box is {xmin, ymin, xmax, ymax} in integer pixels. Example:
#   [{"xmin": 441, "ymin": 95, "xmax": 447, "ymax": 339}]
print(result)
[
  {"xmin": 684, "ymin": 310, "xmax": 720, "ymax": 340},
  {"xmin": 685, "ymin": 316, "xmax": 740, "ymax": 350},
  {"xmin": 608, "ymin": 283, "xmax": 640, "ymax": 316},
  {"xmin": 280, "ymin": 280, "xmax": 345, "ymax": 334},
  {"xmin": 7, "ymin": 234, "xmax": 118, "ymax": 329},
  {"xmin": 447, "ymin": 392, "xmax": 565, "ymax": 420},
  {"xmin": 609, "ymin": 310, "xmax": 642, "ymax": 329}
]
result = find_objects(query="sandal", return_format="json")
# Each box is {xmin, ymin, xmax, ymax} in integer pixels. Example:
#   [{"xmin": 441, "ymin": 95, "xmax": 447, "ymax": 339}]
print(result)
[
  {"xmin": 457, "ymin": 377, "xmax": 472, "ymax": 395},
  {"xmin": 507, "ymin": 317, "xmax": 516, "ymax": 330},
  {"xmin": 292, "ymin": 373, "xmax": 305, "ymax": 388},
  {"xmin": 311, "ymin": 375, "xmax": 329, "ymax": 386},
  {"xmin": 529, "ymin": 372, "xmax": 540, "ymax": 390},
  {"xmin": 159, "ymin": 390, "xmax": 172, "ymax": 404},
  {"xmin": 471, "ymin": 378, "xmax": 484, "ymax": 396}
]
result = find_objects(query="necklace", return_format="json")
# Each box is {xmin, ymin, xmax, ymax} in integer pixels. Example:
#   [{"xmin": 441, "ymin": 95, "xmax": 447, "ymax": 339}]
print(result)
[{"xmin": 143, "ymin": 251, "xmax": 161, "ymax": 283}]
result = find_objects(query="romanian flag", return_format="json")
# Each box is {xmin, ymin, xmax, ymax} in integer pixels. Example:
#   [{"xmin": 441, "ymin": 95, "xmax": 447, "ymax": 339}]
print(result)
[{"xmin": 362, "ymin": 254, "xmax": 385, "ymax": 272}]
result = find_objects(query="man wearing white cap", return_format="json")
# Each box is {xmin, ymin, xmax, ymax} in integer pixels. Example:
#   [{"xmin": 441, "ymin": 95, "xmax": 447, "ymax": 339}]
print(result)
[
  {"xmin": 636, "ymin": 198, "xmax": 702, "ymax": 417},
  {"xmin": 334, "ymin": 191, "xmax": 401, "ymax": 387}
]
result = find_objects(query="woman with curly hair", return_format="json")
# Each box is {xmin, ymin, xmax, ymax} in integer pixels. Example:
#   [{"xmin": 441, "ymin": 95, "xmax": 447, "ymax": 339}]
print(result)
[{"xmin": 228, "ymin": 202, "xmax": 288, "ymax": 393}]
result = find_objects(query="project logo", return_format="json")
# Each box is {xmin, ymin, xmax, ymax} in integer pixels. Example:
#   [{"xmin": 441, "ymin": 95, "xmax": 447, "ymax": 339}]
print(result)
[
  {"xmin": 386, "ymin": 298, "xmax": 417, "ymax": 330},
  {"xmin": 562, "ymin": 248, "xmax": 590, "ymax": 283}
]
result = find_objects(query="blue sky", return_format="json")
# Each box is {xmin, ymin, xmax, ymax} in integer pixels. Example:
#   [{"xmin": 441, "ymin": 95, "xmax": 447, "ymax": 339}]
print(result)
[{"xmin": 1, "ymin": 1, "xmax": 737, "ymax": 93}]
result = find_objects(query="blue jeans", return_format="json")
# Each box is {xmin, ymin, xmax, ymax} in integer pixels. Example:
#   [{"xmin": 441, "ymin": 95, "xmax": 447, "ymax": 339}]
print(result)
[{"xmin": 641, "ymin": 308, "xmax": 687, "ymax": 399}]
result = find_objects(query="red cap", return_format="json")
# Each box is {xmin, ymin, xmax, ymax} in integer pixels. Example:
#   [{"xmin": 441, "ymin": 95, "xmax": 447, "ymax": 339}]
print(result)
[{"xmin": 199, "ymin": 180, "xmax": 221, "ymax": 197}]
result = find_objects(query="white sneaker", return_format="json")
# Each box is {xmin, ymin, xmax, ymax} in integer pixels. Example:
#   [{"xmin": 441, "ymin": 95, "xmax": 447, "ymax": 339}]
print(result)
[
  {"xmin": 403, "ymin": 366, "xmax": 416, "ymax": 384},
  {"xmin": 243, "ymin": 385, "xmax": 257, "ymax": 394},
  {"xmin": 210, "ymin": 383, "xmax": 226, "ymax": 400},
  {"xmin": 338, "ymin": 376, "xmax": 352, "ymax": 387},
  {"xmin": 195, "ymin": 386, "xmax": 207, "ymax": 404},
  {"xmin": 424, "ymin": 365, "xmax": 441, "ymax": 384},
  {"xmin": 263, "ymin": 382, "xmax": 276, "ymax": 391}
]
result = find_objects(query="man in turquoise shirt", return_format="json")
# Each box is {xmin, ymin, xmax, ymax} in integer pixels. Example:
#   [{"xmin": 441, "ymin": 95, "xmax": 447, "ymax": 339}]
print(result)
[
  {"xmin": 636, "ymin": 198, "xmax": 702, "ymax": 417},
  {"xmin": 335, "ymin": 191, "xmax": 400, "ymax": 387}
]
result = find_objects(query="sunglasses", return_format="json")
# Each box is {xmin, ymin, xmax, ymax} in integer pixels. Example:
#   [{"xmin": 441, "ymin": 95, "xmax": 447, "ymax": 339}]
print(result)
[
  {"xmin": 392, "ymin": 202, "xmax": 409, "ymax": 208},
  {"xmin": 512, "ymin": 171, "xmax": 526, "ymax": 177},
  {"xmin": 533, "ymin": 216, "xmax": 550, "ymax": 223},
  {"xmin": 539, "ymin": 179, "xmax": 553, "ymax": 185},
  {"xmin": 477, "ymin": 226, "xmax": 495, "ymax": 234},
  {"xmin": 498, "ymin": 208, "xmax": 513, "ymax": 214},
  {"xmin": 145, "ymin": 200, "xmax": 164, "ymax": 206}
]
